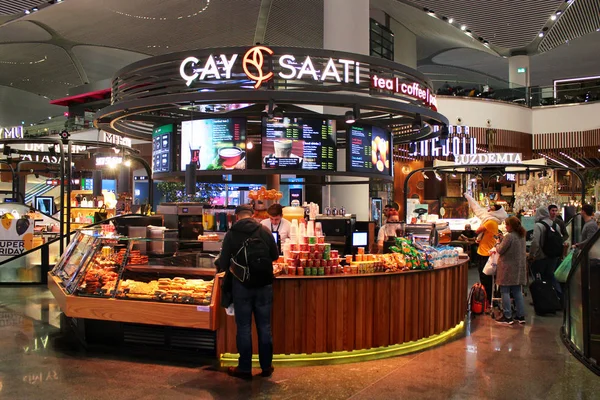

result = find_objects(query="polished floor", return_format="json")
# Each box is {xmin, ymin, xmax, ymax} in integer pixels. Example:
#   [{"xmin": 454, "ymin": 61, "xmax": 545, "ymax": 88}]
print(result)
[{"xmin": 0, "ymin": 271, "xmax": 598, "ymax": 400}]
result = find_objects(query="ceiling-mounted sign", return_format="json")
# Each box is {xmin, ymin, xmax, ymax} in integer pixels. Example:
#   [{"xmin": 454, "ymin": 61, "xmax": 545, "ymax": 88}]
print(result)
[
  {"xmin": 2, "ymin": 126, "xmax": 23, "ymax": 139},
  {"xmin": 409, "ymin": 125, "xmax": 476, "ymax": 157},
  {"xmin": 455, "ymin": 153, "xmax": 522, "ymax": 166},
  {"xmin": 370, "ymin": 75, "xmax": 437, "ymax": 110},
  {"xmin": 102, "ymin": 131, "xmax": 132, "ymax": 148},
  {"xmin": 517, "ymin": 67, "xmax": 527, "ymax": 74},
  {"xmin": 96, "ymin": 156, "xmax": 122, "ymax": 167},
  {"xmin": 179, "ymin": 45, "xmax": 362, "ymax": 89}
]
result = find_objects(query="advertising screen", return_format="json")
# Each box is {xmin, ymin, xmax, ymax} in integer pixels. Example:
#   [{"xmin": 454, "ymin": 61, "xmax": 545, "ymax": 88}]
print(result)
[
  {"xmin": 262, "ymin": 117, "xmax": 336, "ymax": 171},
  {"xmin": 181, "ymin": 118, "xmax": 246, "ymax": 171},
  {"xmin": 152, "ymin": 124, "xmax": 174, "ymax": 173},
  {"xmin": 347, "ymin": 124, "xmax": 392, "ymax": 175}
]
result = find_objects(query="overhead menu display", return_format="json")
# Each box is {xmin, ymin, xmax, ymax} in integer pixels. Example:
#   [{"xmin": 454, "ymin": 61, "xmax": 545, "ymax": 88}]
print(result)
[
  {"xmin": 347, "ymin": 124, "xmax": 392, "ymax": 175},
  {"xmin": 152, "ymin": 124, "xmax": 174, "ymax": 173},
  {"xmin": 262, "ymin": 117, "xmax": 336, "ymax": 171},
  {"xmin": 181, "ymin": 118, "xmax": 246, "ymax": 170}
]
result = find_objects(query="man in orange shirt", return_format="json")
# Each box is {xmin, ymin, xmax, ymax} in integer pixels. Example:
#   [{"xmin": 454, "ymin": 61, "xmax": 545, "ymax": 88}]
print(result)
[{"xmin": 475, "ymin": 205, "xmax": 502, "ymax": 306}]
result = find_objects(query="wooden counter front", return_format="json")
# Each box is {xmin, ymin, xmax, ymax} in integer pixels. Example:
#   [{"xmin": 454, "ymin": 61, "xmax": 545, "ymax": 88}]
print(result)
[{"xmin": 217, "ymin": 259, "xmax": 468, "ymax": 358}]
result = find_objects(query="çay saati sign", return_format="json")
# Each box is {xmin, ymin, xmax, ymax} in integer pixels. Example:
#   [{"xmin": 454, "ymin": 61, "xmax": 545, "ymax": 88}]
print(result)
[
  {"xmin": 179, "ymin": 46, "xmax": 437, "ymax": 109},
  {"xmin": 455, "ymin": 153, "xmax": 522, "ymax": 166}
]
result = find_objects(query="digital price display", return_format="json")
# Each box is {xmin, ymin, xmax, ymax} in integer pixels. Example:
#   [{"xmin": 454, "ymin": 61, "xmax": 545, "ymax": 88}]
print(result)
[
  {"xmin": 152, "ymin": 124, "xmax": 174, "ymax": 173},
  {"xmin": 347, "ymin": 124, "xmax": 392, "ymax": 175},
  {"xmin": 181, "ymin": 118, "xmax": 246, "ymax": 171},
  {"xmin": 262, "ymin": 117, "xmax": 336, "ymax": 171}
]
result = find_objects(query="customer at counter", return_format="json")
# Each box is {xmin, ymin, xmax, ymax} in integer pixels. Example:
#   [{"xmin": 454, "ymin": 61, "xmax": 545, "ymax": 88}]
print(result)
[
  {"xmin": 377, "ymin": 210, "xmax": 401, "ymax": 253},
  {"xmin": 260, "ymin": 204, "xmax": 291, "ymax": 248}
]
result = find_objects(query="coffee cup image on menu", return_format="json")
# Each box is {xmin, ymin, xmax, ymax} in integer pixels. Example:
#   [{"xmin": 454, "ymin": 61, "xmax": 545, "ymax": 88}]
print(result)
[
  {"xmin": 218, "ymin": 147, "xmax": 245, "ymax": 169},
  {"xmin": 273, "ymin": 139, "xmax": 293, "ymax": 158},
  {"xmin": 262, "ymin": 139, "xmax": 304, "ymax": 168}
]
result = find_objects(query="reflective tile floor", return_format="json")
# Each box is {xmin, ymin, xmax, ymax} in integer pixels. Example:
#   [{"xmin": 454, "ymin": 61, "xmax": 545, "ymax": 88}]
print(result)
[{"xmin": 0, "ymin": 272, "xmax": 599, "ymax": 400}]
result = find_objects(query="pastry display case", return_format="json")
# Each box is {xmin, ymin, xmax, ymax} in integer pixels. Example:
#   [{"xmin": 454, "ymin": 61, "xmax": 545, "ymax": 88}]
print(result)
[{"xmin": 49, "ymin": 228, "xmax": 220, "ymax": 330}]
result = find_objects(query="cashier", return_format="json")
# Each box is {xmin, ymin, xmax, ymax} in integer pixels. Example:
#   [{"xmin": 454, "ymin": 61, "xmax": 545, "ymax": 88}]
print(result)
[
  {"xmin": 377, "ymin": 211, "xmax": 401, "ymax": 253},
  {"xmin": 260, "ymin": 204, "xmax": 291, "ymax": 246}
]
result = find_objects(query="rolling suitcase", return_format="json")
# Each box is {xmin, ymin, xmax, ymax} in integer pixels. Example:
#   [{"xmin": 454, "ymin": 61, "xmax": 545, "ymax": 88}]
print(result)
[{"xmin": 529, "ymin": 275, "xmax": 561, "ymax": 315}]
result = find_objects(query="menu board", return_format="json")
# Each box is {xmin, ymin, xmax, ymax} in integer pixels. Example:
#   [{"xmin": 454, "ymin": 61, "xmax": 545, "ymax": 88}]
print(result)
[
  {"xmin": 262, "ymin": 117, "xmax": 336, "ymax": 171},
  {"xmin": 347, "ymin": 124, "xmax": 392, "ymax": 175},
  {"xmin": 152, "ymin": 124, "xmax": 173, "ymax": 173},
  {"xmin": 181, "ymin": 118, "xmax": 246, "ymax": 171}
]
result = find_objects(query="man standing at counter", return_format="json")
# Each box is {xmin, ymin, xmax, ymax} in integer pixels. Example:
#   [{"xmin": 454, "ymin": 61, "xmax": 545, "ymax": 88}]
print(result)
[
  {"xmin": 220, "ymin": 205, "xmax": 279, "ymax": 380},
  {"xmin": 260, "ymin": 204, "xmax": 291, "ymax": 248}
]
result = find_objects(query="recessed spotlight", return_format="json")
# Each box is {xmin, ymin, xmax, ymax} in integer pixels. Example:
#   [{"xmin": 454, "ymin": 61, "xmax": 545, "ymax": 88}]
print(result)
[
  {"xmin": 550, "ymin": 14, "xmax": 557, "ymax": 21},
  {"xmin": 32, "ymin": 7, "xmax": 38, "ymax": 11},
  {"xmin": 556, "ymin": 11, "xmax": 562, "ymax": 15},
  {"xmin": 539, "ymin": 32, "xmax": 544, "ymax": 37},
  {"xmin": 448, "ymin": 18, "xmax": 454, "ymax": 24},
  {"xmin": 24, "ymin": 9, "xmax": 30, "ymax": 14},
  {"xmin": 460, "ymin": 25, "xmax": 467, "ymax": 31},
  {"xmin": 427, "ymin": 10, "xmax": 435, "ymax": 15}
]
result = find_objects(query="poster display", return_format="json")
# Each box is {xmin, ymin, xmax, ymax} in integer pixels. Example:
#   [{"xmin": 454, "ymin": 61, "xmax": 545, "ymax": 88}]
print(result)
[
  {"xmin": 262, "ymin": 117, "xmax": 336, "ymax": 171},
  {"xmin": 347, "ymin": 124, "xmax": 392, "ymax": 175},
  {"xmin": 181, "ymin": 118, "xmax": 246, "ymax": 170},
  {"xmin": 0, "ymin": 214, "xmax": 34, "ymax": 261},
  {"xmin": 152, "ymin": 124, "xmax": 174, "ymax": 173}
]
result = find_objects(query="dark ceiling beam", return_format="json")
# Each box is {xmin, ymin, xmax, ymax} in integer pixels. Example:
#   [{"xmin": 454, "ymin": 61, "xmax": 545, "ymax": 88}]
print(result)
[{"xmin": 253, "ymin": 0, "xmax": 274, "ymax": 45}]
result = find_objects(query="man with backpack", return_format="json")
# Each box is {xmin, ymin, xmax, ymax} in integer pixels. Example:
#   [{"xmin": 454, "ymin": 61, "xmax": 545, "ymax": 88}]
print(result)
[
  {"xmin": 218, "ymin": 205, "xmax": 279, "ymax": 380},
  {"xmin": 528, "ymin": 207, "xmax": 564, "ymax": 287}
]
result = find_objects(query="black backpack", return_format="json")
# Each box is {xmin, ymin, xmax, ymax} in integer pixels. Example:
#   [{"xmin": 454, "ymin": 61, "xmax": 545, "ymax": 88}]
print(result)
[
  {"xmin": 538, "ymin": 221, "xmax": 563, "ymax": 258},
  {"xmin": 230, "ymin": 226, "xmax": 273, "ymax": 287}
]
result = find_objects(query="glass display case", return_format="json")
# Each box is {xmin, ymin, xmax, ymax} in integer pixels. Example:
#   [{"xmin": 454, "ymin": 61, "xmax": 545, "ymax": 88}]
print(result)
[{"xmin": 51, "ymin": 229, "xmax": 215, "ymax": 306}]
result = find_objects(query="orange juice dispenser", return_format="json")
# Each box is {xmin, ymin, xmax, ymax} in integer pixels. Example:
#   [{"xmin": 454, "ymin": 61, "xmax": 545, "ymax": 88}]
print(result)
[{"xmin": 203, "ymin": 208, "xmax": 215, "ymax": 231}]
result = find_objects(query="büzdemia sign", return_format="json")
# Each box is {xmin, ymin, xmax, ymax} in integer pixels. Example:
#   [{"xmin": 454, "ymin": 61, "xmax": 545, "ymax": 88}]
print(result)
[
  {"xmin": 179, "ymin": 46, "xmax": 437, "ymax": 110},
  {"xmin": 454, "ymin": 153, "xmax": 522, "ymax": 166}
]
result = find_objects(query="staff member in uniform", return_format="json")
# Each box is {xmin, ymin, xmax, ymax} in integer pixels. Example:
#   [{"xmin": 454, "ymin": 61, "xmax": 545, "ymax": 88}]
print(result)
[
  {"xmin": 377, "ymin": 210, "xmax": 401, "ymax": 253},
  {"xmin": 260, "ymin": 204, "xmax": 291, "ymax": 250}
]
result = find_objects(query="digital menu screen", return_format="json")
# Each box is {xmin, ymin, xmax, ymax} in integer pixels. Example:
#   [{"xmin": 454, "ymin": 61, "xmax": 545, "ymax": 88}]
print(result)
[
  {"xmin": 152, "ymin": 124, "xmax": 173, "ymax": 173},
  {"xmin": 181, "ymin": 118, "xmax": 246, "ymax": 171},
  {"xmin": 262, "ymin": 117, "xmax": 336, "ymax": 171},
  {"xmin": 347, "ymin": 124, "xmax": 392, "ymax": 175}
]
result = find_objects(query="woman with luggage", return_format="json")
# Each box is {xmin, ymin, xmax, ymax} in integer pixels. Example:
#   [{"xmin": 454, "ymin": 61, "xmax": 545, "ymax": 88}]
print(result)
[{"xmin": 493, "ymin": 216, "xmax": 527, "ymax": 325}]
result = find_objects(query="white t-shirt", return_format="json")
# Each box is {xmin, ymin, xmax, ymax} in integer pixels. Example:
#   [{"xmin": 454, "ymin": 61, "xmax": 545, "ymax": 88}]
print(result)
[{"xmin": 260, "ymin": 217, "xmax": 291, "ymax": 244}]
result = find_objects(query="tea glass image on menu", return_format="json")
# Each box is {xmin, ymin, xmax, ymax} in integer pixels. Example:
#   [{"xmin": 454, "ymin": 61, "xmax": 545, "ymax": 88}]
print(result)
[{"xmin": 180, "ymin": 118, "xmax": 247, "ymax": 170}]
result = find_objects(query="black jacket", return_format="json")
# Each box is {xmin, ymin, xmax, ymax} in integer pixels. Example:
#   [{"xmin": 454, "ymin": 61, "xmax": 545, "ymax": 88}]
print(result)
[{"xmin": 216, "ymin": 217, "xmax": 279, "ymax": 287}]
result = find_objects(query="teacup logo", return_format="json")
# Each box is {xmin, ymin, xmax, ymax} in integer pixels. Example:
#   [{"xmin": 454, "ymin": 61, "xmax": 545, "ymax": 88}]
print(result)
[{"xmin": 242, "ymin": 46, "xmax": 274, "ymax": 89}]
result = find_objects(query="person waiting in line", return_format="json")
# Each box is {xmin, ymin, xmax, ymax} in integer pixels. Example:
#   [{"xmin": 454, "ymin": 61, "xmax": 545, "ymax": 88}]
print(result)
[
  {"xmin": 573, "ymin": 204, "xmax": 599, "ymax": 249},
  {"xmin": 548, "ymin": 204, "xmax": 569, "ymax": 244},
  {"xmin": 459, "ymin": 224, "xmax": 477, "ymax": 267},
  {"xmin": 377, "ymin": 210, "xmax": 400, "ymax": 253},
  {"xmin": 218, "ymin": 205, "xmax": 279, "ymax": 380},
  {"xmin": 493, "ymin": 216, "xmax": 527, "ymax": 325},
  {"xmin": 260, "ymin": 203, "xmax": 291, "ymax": 248},
  {"xmin": 528, "ymin": 207, "xmax": 564, "ymax": 290}
]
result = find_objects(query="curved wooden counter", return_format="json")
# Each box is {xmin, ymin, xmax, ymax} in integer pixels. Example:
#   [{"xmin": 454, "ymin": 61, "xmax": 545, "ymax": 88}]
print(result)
[{"xmin": 217, "ymin": 258, "xmax": 469, "ymax": 365}]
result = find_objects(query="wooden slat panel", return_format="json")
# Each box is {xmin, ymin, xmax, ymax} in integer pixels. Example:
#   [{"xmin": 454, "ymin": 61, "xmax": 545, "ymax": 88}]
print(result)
[
  {"xmin": 304, "ymin": 279, "xmax": 317, "ymax": 354},
  {"xmin": 335, "ymin": 279, "xmax": 345, "ymax": 350},
  {"xmin": 315, "ymin": 280, "xmax": 327, "ymax": 353},
  {"xmin": 411, "ymin": 274, "xmax": 420, "ymax": 341},
  {"xmin": 272, "ymin": 281, "xmax": 287, "ymax": 354},
  {"xmin": 344, "ymin": 278, "xmax": 356, "ymax": 351},
  {"xmin": 373, "ymin": 276, "xmax": 391, "ymax": 347},
  {"xmin": 364, "ymin": 277, "xmax": 375, "ymax": 349},
  {"xmin": 354, "ymin": 278, "xmax": 365, "ymax": 349},
  {"xmin": 404, "ymin": 274, "xmax": 413, "ymax": 342}
]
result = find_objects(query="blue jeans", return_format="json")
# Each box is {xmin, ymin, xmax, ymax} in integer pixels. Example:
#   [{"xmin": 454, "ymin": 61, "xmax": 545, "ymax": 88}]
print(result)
[
  {"xmin": 500, "ymin": 285, "xmax": 525, "ymax": 319},
  {"xmin": 232, "ymin": 279, "xmax": 273, "ymax": 373}
]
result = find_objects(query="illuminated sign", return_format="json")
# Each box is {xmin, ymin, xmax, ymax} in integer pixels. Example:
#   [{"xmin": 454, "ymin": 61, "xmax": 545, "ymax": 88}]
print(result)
[
  {"xmin": 505, "ymin": 173, "xmax": 516, "ymax": 182},
  {"xmin": 455, "ymin": 153, "xmax": 522, "ymax": 166},
  {"xmin": 96, "ymin": 156, "xmax": 122, "ymax": 166},
  {"xmin": 370, "ymin": 75, "xmax": 437, "ymax": 110},
  {"xmin": 102, "ymin": 131, "xmax": 131, "ymax": 147},
  {"xmin": 410, "ymin": 126, "xmax": 476, "ymax": 157},
  {"xmin": 1, "ymin": 126, "xmax": 23, "ymax": 139},
  {"xmin": 19, "ymin": 144, "xmax": 87, "ymax": 164},
  {"xmin": 517, "ymin": 67, "xmax": 527, "ymax": 74},
  {"xmin": 180, "ymin": 46, "xmax": 361, "ymax": 88}
]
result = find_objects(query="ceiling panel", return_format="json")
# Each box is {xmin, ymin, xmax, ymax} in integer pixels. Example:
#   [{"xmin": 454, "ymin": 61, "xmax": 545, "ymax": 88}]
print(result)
[
  {"xmin": 539, "ymin": 0, "xmax": 600, "ymax": 53},
  {"xmin": 72, "ymin": 46, "xmax": 148, "ymax": 82},
  {"xmin": 264, "ymin": 0, "xmax": 323, "ymax": 47},
  {"xmin": 0, "ymin": 20, "xmax": 52, "ymax": 42},
  {"xmin": 0, "ymin": 43, "xmax": 80, "ymax": 98},
  {"xmin": 402, "ymin": 0, "xmax": 562, "ymax": 49}
]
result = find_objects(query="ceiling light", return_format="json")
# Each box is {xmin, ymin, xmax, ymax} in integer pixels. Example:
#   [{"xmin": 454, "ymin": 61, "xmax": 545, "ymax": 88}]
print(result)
[
  {"xmin": 345, "ymin": 110, "xmax": 356, "ymax": 124},
  {"xmin": 421, "ymin": 171, "xmax": 429, "ymax": 180},
  {"xmin": 434, "ymin": 171, "xmax": 442, "ymax": 181},
  {"xmin": 427, "ymin": 10, "xmax": 435, "ymax": 15},
  {"xmin": 124, "ymin": 160, "xmax": 131, "ymax": 167},
  {"xmin": 273, "ymin": 109, "xmax": 283, "ymax": 120},
  {"xmin": 460, "ymin": 25, "xmax": 467, "ymax": 31},
  {"xmin": 448, "ymin": 18, "xmax": 454, "ymax": 24},
  {"xmin": 550, "ymin": 14, "xmax": 557, "ymax": 21},
  {"xmin": 556, "ymin": 11, "xmax": 562, "ymax": 15},
  {"xmin": 48, "ymin": 116, "xmax": 51, "ymax": 120},
  {"xmin": 32, "ymin": 7, "xmax": 38, "ymax": 12},
  {"xmin": 539, "ymin": 32, "xmax": 544, "ymax": 38},
  {"xmin": 24, "ymin": 9, "xmax": 30, "ymax": 14},
  {"xmin": 247, "ymin": 141, "xmax": 254, "ymax": 150}
]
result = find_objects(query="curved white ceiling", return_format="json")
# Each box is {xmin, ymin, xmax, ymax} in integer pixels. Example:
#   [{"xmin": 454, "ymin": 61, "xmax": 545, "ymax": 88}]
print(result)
[{"xmin": 0, "ymin": 20, "xmax": 51, "ymax": 42}]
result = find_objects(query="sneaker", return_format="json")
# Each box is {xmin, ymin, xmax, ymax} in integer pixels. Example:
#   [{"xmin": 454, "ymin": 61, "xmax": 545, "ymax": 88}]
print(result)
[
  {"xmin": 227, "ymin": 367, "xmax": 252, "ymax": 380},
  {"xmin": 495, "ymin": 316, "xmax": 514, "ymax": 325},
  {"xmin": 260, "ymin": 366, "xmax": 275, "ymax": 378},
  {"xmin": 515, "ymin": 316, "xmax": 526, "ymax": 324}
]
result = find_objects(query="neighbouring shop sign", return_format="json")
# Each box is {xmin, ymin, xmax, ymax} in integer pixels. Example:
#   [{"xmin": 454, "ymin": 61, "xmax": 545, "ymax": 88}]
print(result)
[
  {"xmin": 409, "ymin": 126, "xmax": 477, "ymax": 157},
  {"xmin": 455, "ymin": 153, "xmax": 522, "ymax": 166},
  {"xmin": 96, "ymin": 156, "xmax": 122, "ymax": 166},
  {"xmin": 102, "ymin": 131, "xmax": 131, "ymax": 147},
  {"xmin": 19, "ymin": 144, "xmax": 87, "ymax": 164},
  {"xmin": 370, "ymin": 75, "xmax": 437, "ymax": 109},
  {"xmin": 2, "ymin": 126, "xmax": 23, "ymax": 139}
]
